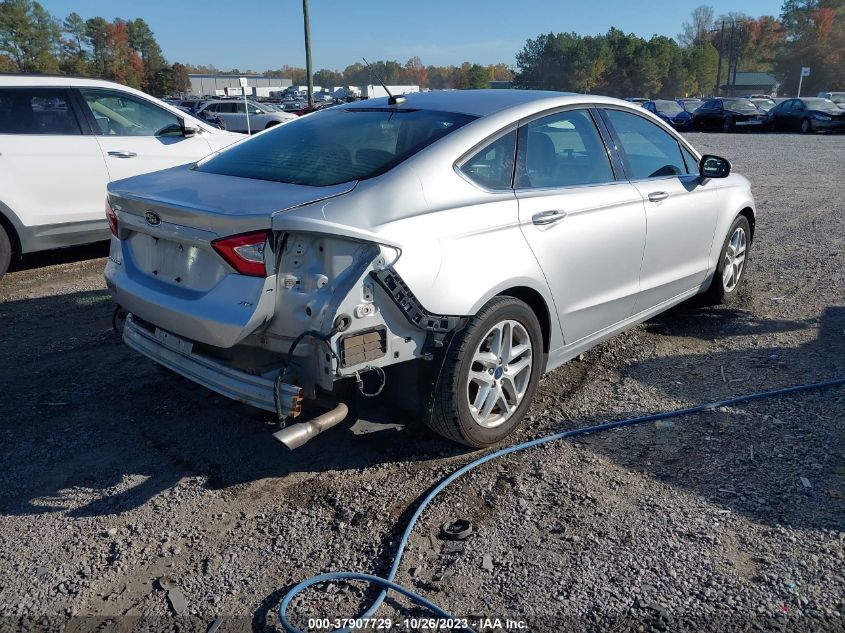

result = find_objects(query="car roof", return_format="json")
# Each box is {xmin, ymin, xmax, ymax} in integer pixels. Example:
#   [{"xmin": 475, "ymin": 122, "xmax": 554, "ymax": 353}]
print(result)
[
  {"xmin": 342, "ymin": 89, "xmax": 636, "ymax": 117},
  {"xmin": 0, "ymin": 73, "xmax": 138, "ymax": 89}
]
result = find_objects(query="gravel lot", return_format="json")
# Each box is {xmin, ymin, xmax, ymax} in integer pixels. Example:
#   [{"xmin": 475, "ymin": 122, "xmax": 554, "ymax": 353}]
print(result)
[{"xmin": 0, "ymin": 132, "xmax": 843, "ymax": 633}]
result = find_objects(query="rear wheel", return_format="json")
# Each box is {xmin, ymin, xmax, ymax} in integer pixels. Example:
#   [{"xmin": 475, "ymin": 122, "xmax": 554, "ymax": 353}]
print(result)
[
  {"xmin": 800, "ymin": 118, "xmax": 812, "ymax": 134},
  {"xmin": 702, "ymin": 215, "xmax": 751, "ymax": 305},
  {"xmin": 426, "ymin": 296, "xmax": 544, "ymax": 448},
  {"xmin": 0, "ymin": 224, "xmax": 11, "ymax": 279}
]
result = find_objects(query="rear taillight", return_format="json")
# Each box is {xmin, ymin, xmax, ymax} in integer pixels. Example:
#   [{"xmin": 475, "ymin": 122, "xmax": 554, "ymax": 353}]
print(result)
[
  {"xmin": 106, "ymin": 200, "xmax": 118, "ymax": 237},
  {"xmin": 211, "ymin": 231, "xmax": 270, "ymax": 277}
]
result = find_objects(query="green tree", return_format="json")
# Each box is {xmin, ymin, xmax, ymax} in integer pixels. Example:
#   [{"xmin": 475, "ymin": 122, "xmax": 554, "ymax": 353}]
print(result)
[
  {"xmin": 85, "ymin": 16, "xmax": 109, "ymax": 76},
  {"xmin": 126, "ymin": 18, "xmax": 166, "ymax": 90},
  {"xmin": 0, "ymin": 0, "xmax": 60, "ymax": 72},
  {"xmin": 59, "ymin": 11, "xmax": 88, "ymax": 75},
  {"xmin": 313, "ymin": 68, "xmax": 343, "ymax": 87},
  {"xmin": 683, "ymin": 42, "xmax": 719, "ymax": 95}
]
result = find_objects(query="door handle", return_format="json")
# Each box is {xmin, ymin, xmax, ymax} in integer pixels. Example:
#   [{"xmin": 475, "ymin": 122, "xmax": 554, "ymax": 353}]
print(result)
[
  {"xmin": 532, "ymin": 210, "xmax": 567, "ymax": 226},
  {"xmin": 107, "ymin": 151, "xmax": 137, "ymax": 158},
  {"xmin": 648, "ymin": 191, "xmax": 669, "ymax": 203}
]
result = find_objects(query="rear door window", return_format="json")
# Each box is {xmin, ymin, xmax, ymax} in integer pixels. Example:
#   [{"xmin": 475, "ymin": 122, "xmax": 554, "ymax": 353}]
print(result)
[
  {"xmin": 0, "ymin": 88, "xmax": 82, "ymax": 135},
  {"xmin": 515, "ymin": 109, "xmax": 615, "ymax": 189},
  {"xmin": 602, "ymin": 109, "xmax": 687, "ymax": 180}
]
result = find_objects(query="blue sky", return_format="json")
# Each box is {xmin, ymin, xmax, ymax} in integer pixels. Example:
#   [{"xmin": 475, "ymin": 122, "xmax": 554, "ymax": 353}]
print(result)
[{"xmin": 40, "ymin": 0, "xmax": 784, "ymax": 70}]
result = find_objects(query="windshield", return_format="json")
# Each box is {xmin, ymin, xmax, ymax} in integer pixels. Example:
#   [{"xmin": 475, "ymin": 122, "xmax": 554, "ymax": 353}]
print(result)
[
  {"xmin": 802, "ymin": 98, "xmax": 841, "ymax": 113},
  {"xmin": 680, "ymin": 100, "xmax": 703, "ymax": 112},
  {"xmin": 723, "ymin": 98, "xmax": 758, "ymax": 111},
  {"xmin": 750, "ymin": 98, "xmax": 775, "ymax": 109},
  {"xmin": 196, "ymin": 107, "xmax": 476, "ymax": 186},
  {"xmin": 654, "ymin": 100, "xmax": 683, "ymax": 114}
]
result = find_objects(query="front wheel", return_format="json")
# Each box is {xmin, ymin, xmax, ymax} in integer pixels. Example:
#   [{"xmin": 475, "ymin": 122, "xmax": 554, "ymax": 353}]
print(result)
[
  {"xmin": 0, "ymin": 223, "xmax": 11, "ymax": 279},
  {"xmin": 722, "ymin": 116, "xmax": 734, "ymax": 133},
  {"xmin": 701, "ymin": 215, "xmax": 751, "ymax": 305},
  {"xmin": 800, "ymin": 118, "xmax": 812, "ymax": 134},
  {"xmin": 426, "ymin": 296, "xmax": 544, "ymax": 448}
]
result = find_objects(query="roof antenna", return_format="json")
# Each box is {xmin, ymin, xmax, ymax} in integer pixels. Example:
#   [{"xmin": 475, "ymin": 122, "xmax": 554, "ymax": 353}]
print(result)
[{"xmin": 362, "ymin": 57, "xmax": 406, "ymax": 106}]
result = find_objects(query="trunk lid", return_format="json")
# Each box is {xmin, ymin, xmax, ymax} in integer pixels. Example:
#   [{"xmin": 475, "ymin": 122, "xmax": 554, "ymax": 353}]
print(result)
[
  {"xmin": 108, "ymin": 164, "xmax": 357, "ymax": 235},
  {"xmin": 106, "ymin": 165, "xmax": 356, "ymax": 347}
]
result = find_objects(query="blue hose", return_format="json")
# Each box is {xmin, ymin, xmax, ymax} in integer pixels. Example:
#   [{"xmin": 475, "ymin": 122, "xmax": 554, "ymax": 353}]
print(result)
[{"xmin": 279, "ymin": 377, "xmax": 845, "ymax": 633}]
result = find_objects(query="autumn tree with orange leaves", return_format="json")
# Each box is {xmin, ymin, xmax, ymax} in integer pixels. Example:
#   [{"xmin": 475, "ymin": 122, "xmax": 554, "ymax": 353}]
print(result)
[
  {"xmin": 102, "ymin": 20, "xmax": 144, "ymax": 88},
  {"xmin": 775, "ymin": 0, "xmax": 844, "ymax": 92}
]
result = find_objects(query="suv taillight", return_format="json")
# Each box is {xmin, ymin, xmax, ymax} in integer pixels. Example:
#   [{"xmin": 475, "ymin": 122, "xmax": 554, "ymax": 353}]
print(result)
[
  {"xmin": 211, "ymin": 231, "xmax": 270, "ymax": 277},
  {"xmin": 106, "ymin": 201, "xmax": 118, "ymax": 237}
]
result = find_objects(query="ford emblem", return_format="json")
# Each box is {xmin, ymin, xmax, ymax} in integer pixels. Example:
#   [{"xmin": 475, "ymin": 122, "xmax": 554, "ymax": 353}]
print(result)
[{"xmin": 145, "ymin": 211, "xmax": 161, "ymax": 226}]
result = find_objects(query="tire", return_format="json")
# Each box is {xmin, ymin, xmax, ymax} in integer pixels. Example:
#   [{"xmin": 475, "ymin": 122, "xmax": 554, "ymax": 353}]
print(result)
[
  {"xmin": 265, "ymin": 121, "xmax": 280, "ymax": 130},
  {"xmin": 702, "ymin": 215, "xmax": 751, "ymax": 305},
  {"xmin": 425, "ymin": 296, "xmax": 544, "ymax": 448},
  {"xmin": 0, "ymin": 223, "xmax": 11, "ymax": 280},
  {"xmin": 800, "ymin": 118, "xmax": 812, "ymax": 134},
  {"xmin": 722, "ymin": 116, "xmax": 734, "ymax": 133}
]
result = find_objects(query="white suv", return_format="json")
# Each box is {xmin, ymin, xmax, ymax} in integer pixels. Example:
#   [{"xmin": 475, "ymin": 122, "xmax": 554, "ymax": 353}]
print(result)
[
  {"xmin": 194, "ymin": 100, "xmax": 298, "ymax": 133},
  {"xmin": 0, "ymin": 75, "xmax": 242, "ymax": 278}
]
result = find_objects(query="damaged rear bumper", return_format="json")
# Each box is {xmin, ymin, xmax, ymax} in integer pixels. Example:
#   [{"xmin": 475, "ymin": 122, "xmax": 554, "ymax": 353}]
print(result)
[{"xmin": 123, "ymin": 315, "xmax": 302, "ymax": 416}]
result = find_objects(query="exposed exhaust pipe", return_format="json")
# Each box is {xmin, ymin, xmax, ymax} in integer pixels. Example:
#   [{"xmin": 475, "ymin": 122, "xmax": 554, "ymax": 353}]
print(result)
[{"xmin": 273, "ymin": 401, "xmax": 349, "ymax": 449}]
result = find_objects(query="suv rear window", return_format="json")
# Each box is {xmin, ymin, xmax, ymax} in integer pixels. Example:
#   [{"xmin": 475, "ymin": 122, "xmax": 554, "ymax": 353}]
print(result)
[
  {"xmin": 0, "ymin": 88, "xmax": 81, "ymax": 135},
  {"xmin": 196, "ymin": 107, "xmax": 476, "ymax": 186}
]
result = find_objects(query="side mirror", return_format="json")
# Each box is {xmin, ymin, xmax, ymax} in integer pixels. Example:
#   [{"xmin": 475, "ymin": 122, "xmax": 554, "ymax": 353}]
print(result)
[
  {"xmin": 182, "ymin": 121, "xmax": 200, "ymax": 137},
  {"xmin": 699, "ymin": 154, "xmax": 731, "ymax": 179}
]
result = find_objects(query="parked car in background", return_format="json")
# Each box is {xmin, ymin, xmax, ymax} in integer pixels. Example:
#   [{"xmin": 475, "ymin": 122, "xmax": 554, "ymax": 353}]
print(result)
[
  {"xmin": 691, "ymin": 98, "xmax": 767, "ymax": 132},
  {"xmin": 677, "ymin": 99, "xmax": 704, "ymax": 115},
  {"xmin": 0, "ymin": 75, "xmax": 241, "ymax": 278},
  {"xmin": 748, "ymin": 97, "xmax": 776, "ymax": 112},
  {"xmin": 194, "ymin": 100, "xmax": 297, "ymax": 133},
  {"xmin": 292, "ymin": 101, "xmax": 338, "ymax": 116},
  {"xmin": 817, "ymin": 91, "xmax": 845, "ymax": 108},
  {"xmin": 172, "ymin": 99, "xmax": 202, "ymax": 113},
  {"xmin": 642, "ymin": 99, "xmax": 693, "ymax": 128},
  {"xmin": 765, "ymin": 98, "xmax": 845, "ymax": 133},
  {"xmin": 105, "ymin": 90, "xmax": 755, "ymax": 450}
]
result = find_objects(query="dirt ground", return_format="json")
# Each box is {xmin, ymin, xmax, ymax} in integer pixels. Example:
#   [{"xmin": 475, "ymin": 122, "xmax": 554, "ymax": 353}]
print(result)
[{"xmin": 0, "ymin": 132, "xmax": 843, "ymax": 633}]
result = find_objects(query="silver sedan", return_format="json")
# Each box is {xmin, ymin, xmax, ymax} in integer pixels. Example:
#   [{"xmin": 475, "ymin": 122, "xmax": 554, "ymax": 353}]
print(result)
[{"xmin": 105, "ymin": 90, "xmax": 755, "ymax": 448}]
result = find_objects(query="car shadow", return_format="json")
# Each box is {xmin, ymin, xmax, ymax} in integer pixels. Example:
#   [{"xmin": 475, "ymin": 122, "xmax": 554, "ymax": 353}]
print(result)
[
  {"xmin": 0, "ymin": 289, "xmax": 464, "ymax": 520},
  {"xmin": 7, "ymin": 241, "xmax": 109, "ymax": 273},
  {"xmin": 0, "ymin": 289, "xmax": 841, "ymax": 535}
]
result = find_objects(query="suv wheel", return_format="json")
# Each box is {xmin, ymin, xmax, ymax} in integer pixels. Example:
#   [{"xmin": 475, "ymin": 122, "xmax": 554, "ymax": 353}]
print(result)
[
  {"xmin": 0, "ymin": 224, "xmax": 11, "ymax": 279},
  {"xmin": 702, "ymin": 215, "xmax": 751, "ymax": 305},
  {"xmin": 426, "ymin": 296, "xmax": 544, "ymax": 448}
]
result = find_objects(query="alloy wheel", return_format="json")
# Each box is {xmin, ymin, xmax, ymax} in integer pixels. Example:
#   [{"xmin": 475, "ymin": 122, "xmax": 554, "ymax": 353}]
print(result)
[
  {"xmin": 722, "ymin": 226, "xmax": 747, "ymax": 292},
  {"xmin": 466, "ymin": 319, "xmax": 533, "ymax": 428}
]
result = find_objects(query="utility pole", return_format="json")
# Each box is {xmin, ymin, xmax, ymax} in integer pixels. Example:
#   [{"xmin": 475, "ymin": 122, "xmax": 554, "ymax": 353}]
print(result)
[
  {"xmin": 715, "ymin": 21, "xmax": 725, "ymax": 96},
  {"xmin": 726, "ymin": 21, "xmax": 736, "ymax": 97},
  {"xmin": 302, "ymin": 0, "xmax": 314, "ymax": 107}
]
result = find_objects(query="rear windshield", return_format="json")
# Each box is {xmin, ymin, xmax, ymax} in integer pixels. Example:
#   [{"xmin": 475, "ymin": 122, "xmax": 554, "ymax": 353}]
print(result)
[
  {"xmin": 802, "ymin": 98, "xmax": 841, "ymax": 113},
  {"xmin": 196, "ymin": 107, "xmax": 476, "ymax": 186},
  {"xmin": 680, "ymin": 100, "xmax": 703, "ymax": 112},
  {"xmin": 654, "ymin": 100, "xmax": 683, "ymax": 114},
  {"xmin": 723, "ymin": 98, "xmax": 758, "ymax": 111}
]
